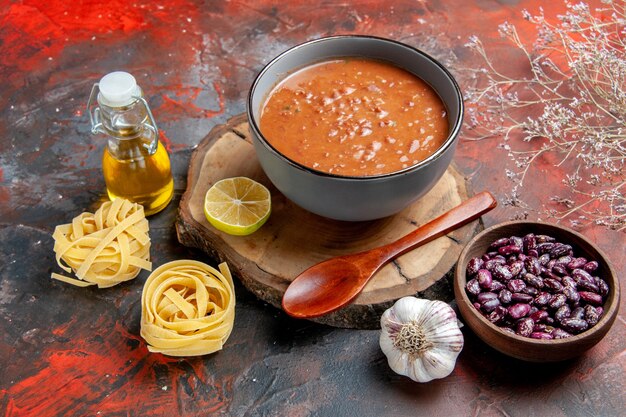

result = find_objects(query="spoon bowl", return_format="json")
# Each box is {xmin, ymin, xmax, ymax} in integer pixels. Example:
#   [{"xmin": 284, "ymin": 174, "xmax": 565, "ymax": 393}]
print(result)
[
  {"xmin": 282, "ymin": 258, "xmax": 366, "ymax": 318},
  {"xmin": 282, "ymin": 191, "xmax": 497, "ymax": 318}
]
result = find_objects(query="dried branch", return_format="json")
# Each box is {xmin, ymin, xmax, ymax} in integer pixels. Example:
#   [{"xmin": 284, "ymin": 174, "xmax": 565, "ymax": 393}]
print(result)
[{"xmin": 465, "ymin": 0, "xmax": 626, "ymax": 231}]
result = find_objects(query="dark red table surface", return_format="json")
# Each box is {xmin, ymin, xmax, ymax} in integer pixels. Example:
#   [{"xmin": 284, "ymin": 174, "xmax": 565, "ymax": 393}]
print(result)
[{"xmin": 1, "ymin": 1, "xmax": 624, "ymax": 416}]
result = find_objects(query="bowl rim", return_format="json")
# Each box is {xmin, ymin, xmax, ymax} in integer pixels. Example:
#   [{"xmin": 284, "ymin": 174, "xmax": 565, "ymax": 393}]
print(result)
[
  {"xmin": 455, "ymin": 220, "xmax": 620, "ymax": 347},
  {"xmin": 246, "ymin": 34, "xmax": 464, "ymax": 180}
]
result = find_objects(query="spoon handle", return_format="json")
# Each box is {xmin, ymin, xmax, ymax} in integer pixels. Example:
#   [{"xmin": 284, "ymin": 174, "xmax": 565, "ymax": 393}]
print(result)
[{"xmin": 374, "ymin": 191, "xmax": 497, "ymax": 264}]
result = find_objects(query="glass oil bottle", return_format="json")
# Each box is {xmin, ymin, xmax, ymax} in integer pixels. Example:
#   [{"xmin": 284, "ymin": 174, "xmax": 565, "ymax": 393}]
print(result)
[{"xmin": 87, "ymin": 71, "xmax": 173, "ymax": 215}]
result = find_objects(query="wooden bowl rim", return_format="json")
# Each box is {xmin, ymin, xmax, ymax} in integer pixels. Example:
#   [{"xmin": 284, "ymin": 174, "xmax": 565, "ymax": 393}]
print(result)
[{"xmin": 455, "ymin": 220, "xmax": 620, "ymax": 347}]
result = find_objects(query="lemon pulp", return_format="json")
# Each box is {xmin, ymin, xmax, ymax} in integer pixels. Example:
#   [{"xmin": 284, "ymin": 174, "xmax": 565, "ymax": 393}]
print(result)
[{"xmin": 204, "ymin": 177, "xmax": 271, "ymax": 236}]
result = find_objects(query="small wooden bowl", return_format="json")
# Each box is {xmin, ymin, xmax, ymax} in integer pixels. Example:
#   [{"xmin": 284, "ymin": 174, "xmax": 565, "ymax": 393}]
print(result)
[{"xmin": 454, "ymin": 221, "xmax": 620, "ymax": 362}]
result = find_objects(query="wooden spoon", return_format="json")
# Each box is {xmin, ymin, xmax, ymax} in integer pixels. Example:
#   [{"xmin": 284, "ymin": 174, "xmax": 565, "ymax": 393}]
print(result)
[{"xmin": 282, "ymin": 191, "xmax": 497, "ymax": 319}]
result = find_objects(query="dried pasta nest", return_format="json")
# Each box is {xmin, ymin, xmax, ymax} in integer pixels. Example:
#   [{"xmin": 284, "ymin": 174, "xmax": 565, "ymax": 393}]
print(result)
[
  {"xmin": 140, "ymin": 260, "xmax": 236, "ymax": 357},
  {"xmin": 51, "ymin": 198, "xmax": 151, "ymax": 288}
]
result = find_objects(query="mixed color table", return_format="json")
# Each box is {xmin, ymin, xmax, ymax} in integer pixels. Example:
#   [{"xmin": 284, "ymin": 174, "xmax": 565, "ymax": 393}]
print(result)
[{"xmin": 1, "ymin": 1, "xmax": 623, "ymax": 415}]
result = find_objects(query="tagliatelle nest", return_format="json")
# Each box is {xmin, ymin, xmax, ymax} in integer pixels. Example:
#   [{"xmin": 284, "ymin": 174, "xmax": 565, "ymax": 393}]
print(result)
[
  {"xmin": 51, "ymin": 198, "xmax": 152, "ymax": 288},
  {"xmin": 140, "ymin": 260, "xmax": 236, "ymax": 357}
]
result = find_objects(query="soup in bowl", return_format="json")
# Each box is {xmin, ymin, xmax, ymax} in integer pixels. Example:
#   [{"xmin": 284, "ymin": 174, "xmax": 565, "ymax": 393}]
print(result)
[{"xmin": 248, "ymin": 35, "xmax": 463, "ymax": 221}]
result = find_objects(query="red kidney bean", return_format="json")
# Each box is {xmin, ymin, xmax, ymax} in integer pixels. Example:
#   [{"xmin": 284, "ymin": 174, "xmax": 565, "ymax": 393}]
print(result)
[
  {"xmin": 524, "ymin": 257, "xmax": 542, "ymax": 276},
  {"xmin": 567, "ymin": 257, "xmax": 587, "ymax": 270},
  {"xmin": 511, "ymin": 293, "xmax": 533, "ymax": 303},
  {"xmin": 531, "ymin": 332, "xmax": 553, "ymax": 340},
  {"xmin": 552, "ymin": 264, "xmax": 569, "ymax": 276},
  {"xmin": 537, "ymin": 242, "xmax": 555, "ymax": 254},
  {"xmin": 523, "ymin": 233, "xmax": 537, "ymax": 252},
  {"xmin": 577, "ymin": 279, "xmax": 599, "ymax": 293},
  {"xmin": 510, "ymin": 236, "xmax": 524, "ymax": 248},
  {"xmin": 489, "ymin": 237, "xmax": 510, "ymax": 249},
  {"xmin": 570, "ymin": 307, "xmax": 585, "ymax": 320},
  {"xmin": 473, "ymin": 302, "xmax": 481, "ymax": 310},
  {"xmin": 595, "ymin": 278, "xmax": 609, "ymax": 297},
  {"xmin": 560, "ymin": 318, "xmax": 589, "ymax": 334},
  {"xmin": 552, "ymin": 328, "xmax": 572, "ymax": 339},
  {"xmin": 495, "ymin": 305, "xmax": 507, "ymax": 316},
  {"xmin": 583, "ymin": 261, "xmax": 599, "ymax": 273},
  {"xmin": 489, "ymin": 280, "xmax": 505, "ymax": 292},
  {"xmin": 487, "ymin": 305, "xmax": 508, "ymax": 324},
  {"xmin": 554, "ymin": 305, "xmax": 571, "ymax": 322},
  {"xmin": 465, "ymin": 231, "xmax": 608, "ymax": 341},
  {"xmin": 562, "ymin": 276, "xmax": 577, "ymax": 288},
  {"xmin": 549, "ymin": 294, "xmax": 567, "ymax": 310},
  {"xmin": 563, "ymin": 286, "xmax": 580, "ymax": 304},
  {"xmin": 550, "ymin": 244, "xmax": 572, "ymax": 258},
  {"xmin": 499, "ymin": 245, "xmax": 522, "ymax": 256},
  {"xmin": 481, "ymin": 299, "xmax": 501, "ymax": 313},
  {"xmin": 477, "ymin": 292, "xmax": 498, "ymax": 303},
  {"xmin": 542, "ymin": 270, "xmax": 563, "ymax": 283},
  {"xmin": 484, "ymin": 259, "xmax": 503, "ymax": 272},
  {"xmin": 508, "ymin": 260, "xmax": 524, "ymax": 277},
  {"xmin": 530, "ymin": 310, "xmax": 549, "ymax": 323},
  {"xmin": 466, "ymin": 279, "xmax": 481, "ymax": 296},
  {"xmin": 507, "ymin": 279, "xmax": 526, "ymax": 293},
  {"xmin": 579, "ymin": 291, "xmax": 603, "ymax": 305},
  {"xmin": 493, "ymin": 264, "xmax": 513, "ymax": 281},
  {"xmin": 534, "ymin": 292, "xmax": 552, "ymax": 306},
  {"xmin": 544, "ymin": 278, "xmax": 563, "ymax": 293},
  {"xmin": 501, "ymin": 327, "xmax": 516, "ymax": 335},
  {"xmin": 486, "ymin": 310, "xmax": 499, "ymax": 324},
  {"xmin": 508, "ymin": 303, "xmax": 531, "ymax": 319},
  {"xmin": 523, "ymin": 286, "xmax": 539, "ymax": 296},
  {"xmin": 584, "ymin": 305, "xmax": 600, "ymax": 326},
  {"xmin": 498, "ymin": 289, "xmax": 512, "ymax": 304},
  {"xmin": 466, "ymin": 257, "xmax": 484, "ymax": 276},
  {"xmin": 536, "ymin": 234, "xmax": 556, "ymax": 243},
  {"xmin": 555, "ymin": 255, "xmax": 573, "ymax": 267},
  {"xmin": 523, "ymin": 273, "xmax": 544, "ymax": 289},
  {"xmin": 533, "ymin": 323, "xmax": 553, "ymax": 333},
  {"xmin": 477, "ymin": 269, "xmax": 493, "ymax": 289},
  {"xmin": 516, "ymin": 317, "xmax": 534, "ymax": 337},
  {"xmin": 572, "ymin": 268, "xmax": 594, "ymax": 285}
]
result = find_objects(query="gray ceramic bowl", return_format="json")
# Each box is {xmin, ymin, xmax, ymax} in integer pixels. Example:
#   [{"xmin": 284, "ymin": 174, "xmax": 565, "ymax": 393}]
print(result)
[{"xmin": 247, "ymin": 35, "xmax": 463, "ymax": 221}]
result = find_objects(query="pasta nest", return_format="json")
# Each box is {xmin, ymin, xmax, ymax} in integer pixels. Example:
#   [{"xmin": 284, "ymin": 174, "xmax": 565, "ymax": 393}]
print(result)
[
  {"xmin": 51, "ymin": 198, "xmax": 151, "ymax": 288},
  {"xmin": 140, "ymin": 260, "xmax": 236, "ymax": 357}
]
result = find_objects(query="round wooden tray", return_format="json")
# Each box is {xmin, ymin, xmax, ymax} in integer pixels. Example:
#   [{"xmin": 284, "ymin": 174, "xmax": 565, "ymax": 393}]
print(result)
[{"xmin": 176, "ymin": 114, "xmax": 481, "ymax": 329}]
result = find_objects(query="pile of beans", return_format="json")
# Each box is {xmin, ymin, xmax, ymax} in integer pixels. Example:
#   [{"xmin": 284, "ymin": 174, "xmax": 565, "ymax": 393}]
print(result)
[{"xmin": 465, "ymin": 233, "xmax": 608, "ymax": 339}]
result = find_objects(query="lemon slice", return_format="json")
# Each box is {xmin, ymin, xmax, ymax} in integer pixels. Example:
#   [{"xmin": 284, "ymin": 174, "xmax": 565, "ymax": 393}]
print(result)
[{"xmin": 204, "ymin": 177, "xmax": 271, "ymax": 236}]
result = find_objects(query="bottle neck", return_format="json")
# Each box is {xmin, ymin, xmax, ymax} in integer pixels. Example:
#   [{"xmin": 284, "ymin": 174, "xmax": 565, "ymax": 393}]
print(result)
[
  {"xmin": 98, "ymin": 98, "xmax": 149, "ymax": 139},
  {"xmin": 98, "ymin": 98, "xmax": 159, "ymax": 158}
]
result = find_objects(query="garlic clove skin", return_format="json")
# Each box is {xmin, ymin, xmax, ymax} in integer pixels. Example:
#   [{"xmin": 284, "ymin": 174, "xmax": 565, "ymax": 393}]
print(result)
[{"xmin": 380, "ymin": 296, "xmax": 464, "ymax": 383}]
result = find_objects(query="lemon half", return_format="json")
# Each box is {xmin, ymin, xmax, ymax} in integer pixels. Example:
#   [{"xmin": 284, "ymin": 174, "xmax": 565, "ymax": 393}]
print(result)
[{"xmin": 204, "ymin": 177, "xmax": 271, "ymax": 236}]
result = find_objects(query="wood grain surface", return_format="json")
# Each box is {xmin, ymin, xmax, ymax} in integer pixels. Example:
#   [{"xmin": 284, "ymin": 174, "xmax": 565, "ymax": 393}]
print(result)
[{"xmin": 176, "ymin": 114, "xmax": 482, "ymax": 328}]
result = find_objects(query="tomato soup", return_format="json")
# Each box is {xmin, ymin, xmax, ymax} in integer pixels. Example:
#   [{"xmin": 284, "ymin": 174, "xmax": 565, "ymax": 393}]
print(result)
[{"xmin": 259, "ymin": 58, "xmax": 449, "ymax": 176}]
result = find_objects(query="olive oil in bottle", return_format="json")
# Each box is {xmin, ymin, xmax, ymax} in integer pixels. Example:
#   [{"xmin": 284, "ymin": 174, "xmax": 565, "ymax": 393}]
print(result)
[{"xmin": 88, "ymin": 71, "xmax": 173, "ymax": 215}]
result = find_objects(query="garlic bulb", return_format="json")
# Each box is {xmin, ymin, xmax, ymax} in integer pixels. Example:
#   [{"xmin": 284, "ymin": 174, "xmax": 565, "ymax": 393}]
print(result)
[{"xmin": 380, "ymin": 296, "xmax": 463, "ymax": 383}]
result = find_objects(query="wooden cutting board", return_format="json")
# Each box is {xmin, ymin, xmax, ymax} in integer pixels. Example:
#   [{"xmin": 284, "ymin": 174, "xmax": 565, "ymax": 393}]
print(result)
[{"xmin": 176, "ymin": 114, "xmax": 481, "ymax": 329}]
